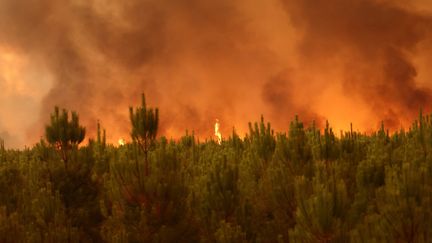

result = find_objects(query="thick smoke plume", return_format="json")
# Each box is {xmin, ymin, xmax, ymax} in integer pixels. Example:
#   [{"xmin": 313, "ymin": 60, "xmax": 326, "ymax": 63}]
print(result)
[
  {"xmin": 282, "ymin": 0, "xmax": 432, "ymax": 128},
  {"xmin": 0, "ymin": 0, "xmax": 431, "ymax": 147}
]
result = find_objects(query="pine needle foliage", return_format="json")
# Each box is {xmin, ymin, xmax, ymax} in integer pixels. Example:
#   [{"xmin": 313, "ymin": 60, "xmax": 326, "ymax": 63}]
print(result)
[
  {"xmin": 129, "ymin": 93, "xmax": 159, "ymax": 176},
  {"xmin": 1, "ymin": 100, "xmax": 432, "ymax": 242},
  {"xmin": 45, "ymin": 106, "xmax": 85, "ymax": 169}
]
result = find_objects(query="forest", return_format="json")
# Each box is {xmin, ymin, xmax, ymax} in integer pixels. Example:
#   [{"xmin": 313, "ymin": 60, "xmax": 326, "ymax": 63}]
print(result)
[{"xmin": 0, "ymin": 94, "xmax": 431, "ymax": 243}]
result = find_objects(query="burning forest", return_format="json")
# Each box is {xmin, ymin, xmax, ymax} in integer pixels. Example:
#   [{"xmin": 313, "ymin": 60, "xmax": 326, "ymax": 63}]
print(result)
[
  {"xmin": 1, "ymin": 0, "xmax": 432, "ymax": 242},
  {"xmin": 0, "ymin": 0, "xmax": 432, "ymax": 148}
]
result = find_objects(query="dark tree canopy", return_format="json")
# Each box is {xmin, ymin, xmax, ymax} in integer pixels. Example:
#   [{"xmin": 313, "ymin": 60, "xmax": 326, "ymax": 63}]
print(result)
[
  {"xmin": 45, "ymin": 106, "xmax": 85, "ymax": 167},
  {"xmin": 129, "ymin": 93, "xmax": 159, "ymax": 176},
  {"xmin": 2, "ymin": 100, "xmax": 432, "ymax": 243},
  {"xmin": 129, "ymin": 93, "xmax": 159, "ymax": 150}
]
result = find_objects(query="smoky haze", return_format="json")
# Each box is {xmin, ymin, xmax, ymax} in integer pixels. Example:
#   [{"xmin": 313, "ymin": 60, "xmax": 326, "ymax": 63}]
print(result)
[
  {"xmin": 0, "ymin": 0, "xmax": 431, "ymax": 147},
  {"xmin": 282, "ymin": 0, "xmax": 432, "ymax": 128}
]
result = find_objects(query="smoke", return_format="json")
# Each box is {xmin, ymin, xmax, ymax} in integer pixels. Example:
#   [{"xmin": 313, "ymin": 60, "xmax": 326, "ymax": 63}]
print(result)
[
  {"xmin": 0, "ymin": 0, "xmax": 431, "ymax": 147},
  {"xmin": 0, "ymin": 0, "xmax": 274, "ymax": 145},
  {"xmin": 262, "ymin": 70, "xmax": 324, "ymax": 127},
  {"xmin": 281, "ymin": 0, "xmax": 432, "ymax": 129}
]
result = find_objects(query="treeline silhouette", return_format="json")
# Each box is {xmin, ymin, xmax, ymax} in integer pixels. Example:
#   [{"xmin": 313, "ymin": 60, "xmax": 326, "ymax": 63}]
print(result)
[{"xmin": 0, "ymin": 94, "xmax": 432, "ymax": 242}]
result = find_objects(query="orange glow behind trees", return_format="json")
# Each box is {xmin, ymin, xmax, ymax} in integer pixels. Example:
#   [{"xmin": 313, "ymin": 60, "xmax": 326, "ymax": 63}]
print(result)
[{"xmin": 0, "ymin": 0, "xmax": 432, "ymax": 147}]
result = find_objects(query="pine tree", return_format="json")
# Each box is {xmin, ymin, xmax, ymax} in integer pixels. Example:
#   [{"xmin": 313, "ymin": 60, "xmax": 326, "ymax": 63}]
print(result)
[
  {"xmin": 289, "ymin": 163, "xmax": 350, "ymax": 243},
  {"xmin": 0, "ymin": 138, "xmax": 4, "ymax": 163},
  {"xmin": 45, "ymin": 106, "xmax": 86, "ymax": 170},
  {"xmin": 129, "ymin": 93, "xmax": 159, "ymax": 176},
  {"xmin": 246, "ymin": 116, "xmax": 275, "ymax": 163}
]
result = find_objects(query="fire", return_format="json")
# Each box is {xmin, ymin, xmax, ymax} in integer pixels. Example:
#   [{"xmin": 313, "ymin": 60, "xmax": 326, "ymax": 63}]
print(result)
[
  {"xmin": 118, "ymin": 138, "xmax": 125, "ymax": 146},
  {"xmin": 215, "ymin": 119, "xmax": 222, "ymax": 145}
]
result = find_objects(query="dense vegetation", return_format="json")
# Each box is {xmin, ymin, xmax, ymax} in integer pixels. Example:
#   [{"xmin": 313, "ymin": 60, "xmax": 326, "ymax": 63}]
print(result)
[{"xmin": 1, "ymin": 95, "xmax": 432, "ymax": 243}]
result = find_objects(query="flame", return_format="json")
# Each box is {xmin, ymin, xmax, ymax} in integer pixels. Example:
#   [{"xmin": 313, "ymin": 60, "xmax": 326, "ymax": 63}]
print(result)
[
  {"xmin": 215, "ymin": 119, "xmax": 222, "ymax": 145},
  {"xmin": 118, "ymin": 138, "xmax": 125, "ymax": 146}
]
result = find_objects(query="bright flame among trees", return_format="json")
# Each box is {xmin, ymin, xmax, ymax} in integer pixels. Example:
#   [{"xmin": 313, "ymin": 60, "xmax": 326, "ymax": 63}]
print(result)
[{"xmin": 215, "ymin": 119, "xmax": 222, "ymax": 144}]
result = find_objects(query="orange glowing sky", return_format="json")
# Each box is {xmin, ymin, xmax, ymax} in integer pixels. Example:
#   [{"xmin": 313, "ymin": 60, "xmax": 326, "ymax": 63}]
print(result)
[{"xmin": 0, "ymin": 0, "xmax": 432, "ymax": 148}]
